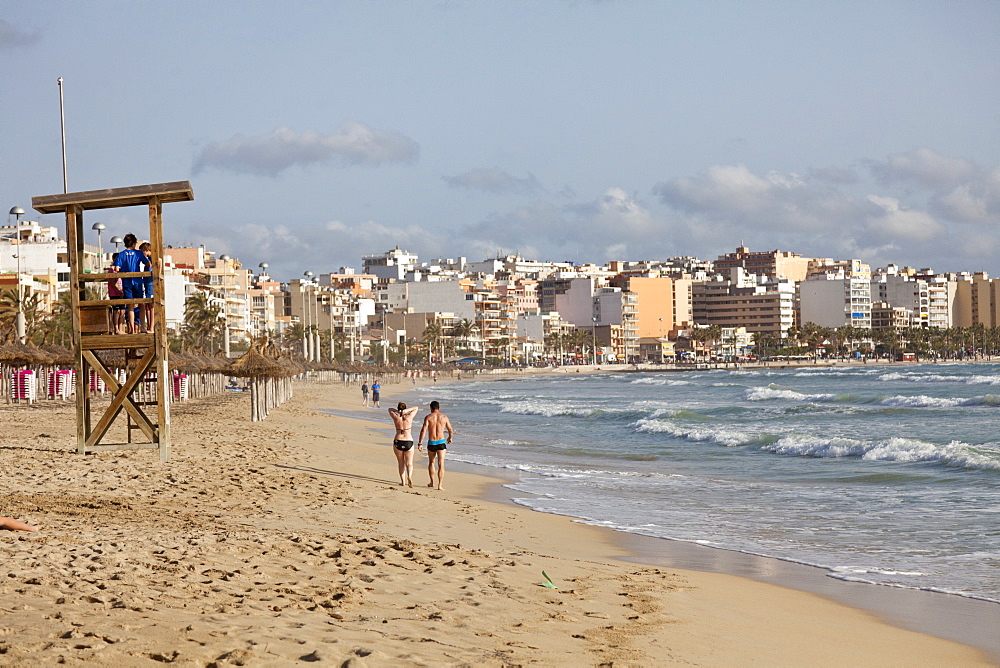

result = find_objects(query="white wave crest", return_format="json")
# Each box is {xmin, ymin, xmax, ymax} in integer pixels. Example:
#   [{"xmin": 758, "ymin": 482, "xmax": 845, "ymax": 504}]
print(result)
[
  {"xmin": 880, "ymin": 394, "xmax": 1000, "ymax": 408},
  {"xmin": 966, "ymin": 375, "xmax": 1000, "ymax": 385},
  {"xmin": 879, "ymin": 372, "xmax": 1000, "ymax": 386},
  {"xmin": 630, "ymin": 377, "xmax": 690, "ymax": 386},
  {"xmin": 634, "ymin": 418, "xmax": 758, "ymax": 446},
  {"xmin": 762, "ymin": 435, "xmax": 1000, "ymax": 470},
  {"xmin": 498, "ymin": 401, "xmax": 596, "ymax": 417},
  {"xmin": 745, "ymin": 387, "xmax": 837, "ymax": 402}
]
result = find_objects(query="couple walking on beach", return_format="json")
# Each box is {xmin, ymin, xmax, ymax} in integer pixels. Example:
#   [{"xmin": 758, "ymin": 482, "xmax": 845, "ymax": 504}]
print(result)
[
  {"xmin": 388, "ymin": 401, "xmax": 454, "ymax": 490},
  {"xmin": 361, "ymin": 381, "xmax": 381, "ymax": 407}
]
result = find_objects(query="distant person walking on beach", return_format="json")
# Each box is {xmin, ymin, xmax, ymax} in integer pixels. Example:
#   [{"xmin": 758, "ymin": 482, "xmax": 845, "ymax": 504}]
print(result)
[
  {"xmin": 388, "ymin": 402, "xmax": 419, "ymax": 487},
  {"xmin": 417, "ymin": 400, "xmax": 454, "ymax": 490},
  {"xmin": 371, "ymin": 381, "xmax": 381, "ymax": 408},
  {"xmin": 361, "ymin": 382, "xmax": 369, "ymax": 407}
]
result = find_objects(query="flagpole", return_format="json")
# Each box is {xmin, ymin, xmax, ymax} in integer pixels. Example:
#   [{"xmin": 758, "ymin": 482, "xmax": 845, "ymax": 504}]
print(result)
[{"xmin": 58, "ymin": 77, "xmax": 68, "ymax": 193}]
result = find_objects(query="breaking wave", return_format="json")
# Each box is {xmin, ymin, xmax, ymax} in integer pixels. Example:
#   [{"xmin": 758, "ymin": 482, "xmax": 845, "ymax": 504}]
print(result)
[{"xmin": 762, "ymin": 435, "xmax": 1000, "ymax": 470}]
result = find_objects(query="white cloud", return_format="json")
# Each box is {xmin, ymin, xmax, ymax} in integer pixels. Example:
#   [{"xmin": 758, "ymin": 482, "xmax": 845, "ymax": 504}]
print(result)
[
  {"xmin": 867, "ymin": 147, "xmax": 977, "ymax": 189},
  {"xmin": 324, "ymin": 219, "xmax": 431, "ymax": 252},
  {"xmin": 443, "ymin": 168, "xmax": 543, "ymax": 195},
  {"xmin": 863, "ymin": 195, "xmax": 944, "ymax": 242},
  {"xmin": 192, "ymin": 121, "xmax": 419, "ymax": 176},
  {"xmin": 648, "ymin": 161, "xmax": 990, "ymax": 270},
  {"xmin": 654, "ymin": 164, "xmax": 862, "ymax": 233},
  {"xmin": 932, "ymin": 167, "xmax": 1000, "ymax": 224},
  {"xmin": 461, "ymin": 188, "xmax": 682, "ymax": 262}
]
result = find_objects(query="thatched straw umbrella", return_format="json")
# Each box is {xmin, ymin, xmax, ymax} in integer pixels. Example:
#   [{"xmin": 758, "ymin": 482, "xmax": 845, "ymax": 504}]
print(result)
[
  {"xmin": 40, "ymin": 344, "xmax": 75, "ymax": 366},
  {"xmin": 0, "ymin": 343, "xmax": 54, "ymax": 403},
  {"xmin": 229, "ymin": 343, "xmax": 284, "ymax": 421},
  {"xmin": 0, "ymin": 342, "xmax": 53, "ymax": 366}
]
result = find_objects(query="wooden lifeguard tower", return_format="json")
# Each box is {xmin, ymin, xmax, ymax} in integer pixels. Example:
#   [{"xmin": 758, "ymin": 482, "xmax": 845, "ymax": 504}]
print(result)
[{"xmin": 32, "ymin": 182, "xmax": 194, "ymax": 461}]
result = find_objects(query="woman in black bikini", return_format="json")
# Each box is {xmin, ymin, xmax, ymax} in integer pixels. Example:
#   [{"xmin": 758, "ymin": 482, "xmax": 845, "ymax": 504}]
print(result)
[{"xmin": 388, "ymin": 402, "xmax": 419, "ymax": 487}]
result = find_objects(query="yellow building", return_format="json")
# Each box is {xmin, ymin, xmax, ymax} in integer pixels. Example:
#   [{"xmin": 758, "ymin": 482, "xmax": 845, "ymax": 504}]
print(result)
[
  {"xmin": 954, "ymin": 272, "xmax": 1000, "ymax": 327},
  {"xmin": 608, "ymin": 275, "xmax": 692, "ymax": 338}
]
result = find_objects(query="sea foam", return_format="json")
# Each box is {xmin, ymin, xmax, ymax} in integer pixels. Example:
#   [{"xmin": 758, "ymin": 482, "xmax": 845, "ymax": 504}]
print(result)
[
  {"xmin": 745, "ymin": 386, "xmax": 838, "ymax": 402},
  {"xmin": 879, "ymin": 372, "xmax": 1000, "ymax": 385},
  {"xmin": 880, "ymin": 394, "xmax": 1000, "ymax": 408},
  {"xmin": 630, "ymin": 377, "xmax": 690, "ymax": 386},
  {"xmin": 634, "ymin": 417, "xmax": 762, "ymax": 446},
  {"xmin": 762, "ymin": 434, "xmax": 1000, "ymax": 470}
]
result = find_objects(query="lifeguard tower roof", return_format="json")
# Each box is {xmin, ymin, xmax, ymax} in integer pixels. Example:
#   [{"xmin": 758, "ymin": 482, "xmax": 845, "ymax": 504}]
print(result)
[{"xmin": 32, "ymin": 181, "xmax": 193, "ymax": 214}]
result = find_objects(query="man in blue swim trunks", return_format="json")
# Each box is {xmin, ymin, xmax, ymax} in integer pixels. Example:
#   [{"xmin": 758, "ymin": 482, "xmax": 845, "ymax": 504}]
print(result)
[{"xmin": 417, "ymin": 400, "xmax": 454, "ymax": 490}]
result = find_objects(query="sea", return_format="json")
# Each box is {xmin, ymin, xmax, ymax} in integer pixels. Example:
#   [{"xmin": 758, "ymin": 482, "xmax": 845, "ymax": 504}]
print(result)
[{"xmin": 410, "ymin": 362, "xmax": 1000, "ymax": 605}]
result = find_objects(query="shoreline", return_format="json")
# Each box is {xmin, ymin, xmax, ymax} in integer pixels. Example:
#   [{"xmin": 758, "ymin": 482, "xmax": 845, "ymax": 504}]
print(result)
[
  {"xmin": 1, "ymin": 377, "xmax": 994, "ymax": 665},
  {"xmin": 346, "ymin": 375, "xmax": 1000, "ymax": 664},
  {"xmin": 445, "ymin": 457, "xmax": 1000, "ymax": 661}
]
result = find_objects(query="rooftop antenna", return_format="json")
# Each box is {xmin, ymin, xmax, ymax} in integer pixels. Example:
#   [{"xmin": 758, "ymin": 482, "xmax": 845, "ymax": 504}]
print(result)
[{"xmin": 58, "ymin": 77, "xmax": 68, "ymax": 193}]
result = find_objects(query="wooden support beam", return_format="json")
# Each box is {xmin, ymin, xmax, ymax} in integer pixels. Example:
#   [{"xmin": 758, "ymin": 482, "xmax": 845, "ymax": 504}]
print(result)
[
  {"xmin": 84, "ymin": 443, "xmax": 160, "ymax": 452},
  {"xmin": 79, "ymin": 271, "xmax": 152, "ymax": 281},
  {"xmin": 83, "ymin": 348, "xmax": 158, "ymax": 447},
  {"xmin": 67, "ymin": 204, "xmax": 88, "ymax": 454},
  {"xmin": 32, "ymin": 181, "xmax": 193, "ymax": 214},
  {"xmin": 149, "ymin": 196, "xmax": 171, "ymax": 462},
  {"xmin": 78, "ymin": 298, "xmax": 153, "ymax": 307},
  {"xmin": 81, "ymin": 333, "xmax": 155, "ymax": 350}
]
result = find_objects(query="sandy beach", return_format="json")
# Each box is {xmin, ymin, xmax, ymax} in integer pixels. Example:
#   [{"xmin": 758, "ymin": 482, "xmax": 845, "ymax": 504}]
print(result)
[{"xmin": 1, "ymin": 375, "xmax": 994, "ymax": 666}]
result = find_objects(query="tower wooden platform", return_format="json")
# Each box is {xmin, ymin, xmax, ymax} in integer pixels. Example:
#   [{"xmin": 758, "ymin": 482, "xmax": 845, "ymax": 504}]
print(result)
[{"xmin": 32, "ymin": 182, "xmax": 194, "ymax": 461}]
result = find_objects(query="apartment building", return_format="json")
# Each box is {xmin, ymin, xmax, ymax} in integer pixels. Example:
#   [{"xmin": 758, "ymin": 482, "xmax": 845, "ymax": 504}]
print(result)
[
  {"xmin": 953, "ymin": 272, "xmax": 1000, "ymax": 327},
  {"xmin": 871, "ymin": 265, "xmax": 927, "ymax": 327},
  {"xmin": 362, "ymin": 247, "xmax": 420, "ymax": 280},
  {"xmin": 539, "ymin": 276, "xmax": 596, "ymax": 326},
  {"xmin": 922, "ymin": 274, "xmax": 958, "ymax": 329},
  {"xmin": 607, "ymin": 275, "xmax": 692, "ymax": 338},
  {"xmin": 799, "ymin": 260, "xmax": 873, "ymax": 330},
  {"xmin": 473, "ymin": 289, "xmax": 518, "ymax": 358},
  {"xmin": 692, "ymin": 268, "xmax": 797, "ymax": 336},
  {"xmin": 202, "ymin": 255, "xmax": 252, "ymax": 346},
  {"xmin": 593, "ymin": 286, "xmax": 638, "ymax": 359},
  {"xmin": 871, "ymin": 302, "xmax": 912, "ymax": 329},
  {"xmin": 384, "ymin": 280, "xmax": 475, "ymax": 321},
  {"xmin": 465, "ymin": 254, "xmax": 573, "ymax": 279},
  {"xmin": 713, "ymin": 246, "xmax": 823, "ymax": 282},
  {"xmin": 496, "ymin": 278, "xmax": 540, "ymax": 315},
  {"xmin": 0, "ymin": 220, "xmax": 81, "ymax": 316}
]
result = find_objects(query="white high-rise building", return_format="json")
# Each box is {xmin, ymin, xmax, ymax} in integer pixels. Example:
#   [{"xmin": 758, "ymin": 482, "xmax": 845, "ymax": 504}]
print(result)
[{"xmin": 799, "ymin": 260, "xmax": 872, "ymax": 329}]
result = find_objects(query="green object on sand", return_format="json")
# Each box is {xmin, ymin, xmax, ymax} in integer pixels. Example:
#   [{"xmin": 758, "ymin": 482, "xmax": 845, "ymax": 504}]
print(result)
[{"xmin": 538, "ymin": 571, "xmax": 558, "ymax": 589}]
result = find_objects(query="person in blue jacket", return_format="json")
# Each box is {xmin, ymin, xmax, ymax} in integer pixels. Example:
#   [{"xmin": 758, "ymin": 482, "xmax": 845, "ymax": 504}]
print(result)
[{"xmin": 113, "ymin": 233, "xmax": 146, "ymax": 334}]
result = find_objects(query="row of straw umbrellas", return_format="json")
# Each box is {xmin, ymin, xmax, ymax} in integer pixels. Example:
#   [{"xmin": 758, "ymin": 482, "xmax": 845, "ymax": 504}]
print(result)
[
  {"xmin": 0, "ymin": 340, "xmax": 413, "ymax": 419},
  {"xmin": 0, "ymin": 340, "xmax": 415, "ymax": 378}
]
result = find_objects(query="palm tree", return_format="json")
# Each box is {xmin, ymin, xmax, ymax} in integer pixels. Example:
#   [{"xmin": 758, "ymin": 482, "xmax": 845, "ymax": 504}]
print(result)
[
  {"xmin": 689, "ymin": 325, "xmax": 721, "ymax": 358},
  {"xmin": 183, "ymin": 290, "xmax": 223, "ymax": 353},
  {"xmin": 35, "ymin": 290, "xmax": 75, "ymax": 346},
  {"xmin": 752, "ymin": 330, "xmax": 782, "ymax": 360},
  {"xmin": 423, "ymin": 321, "xmax": 443, "ymax": 363},
  {"xmin": 544, "ymin": 331, "xmax": 567, "ymax": 363},
  {"xmin": 0, "ymin": 288, "xmax": 43, "ymax": 344},
  {"xmin": 452, "ymin": 318, "xmax": 476, "ymax": 353}
]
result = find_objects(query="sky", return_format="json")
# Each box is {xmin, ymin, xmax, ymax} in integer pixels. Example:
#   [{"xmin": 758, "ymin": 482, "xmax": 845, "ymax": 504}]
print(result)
[{"xmin": 2, "ymin": 1, "xmax": 998, "ymax": 282}]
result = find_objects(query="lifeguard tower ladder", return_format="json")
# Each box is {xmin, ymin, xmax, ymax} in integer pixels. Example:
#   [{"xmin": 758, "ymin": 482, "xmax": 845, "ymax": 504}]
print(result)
[{"xmin": 32, "ymin": 182, "xmax": 194, "ymax": 461}]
